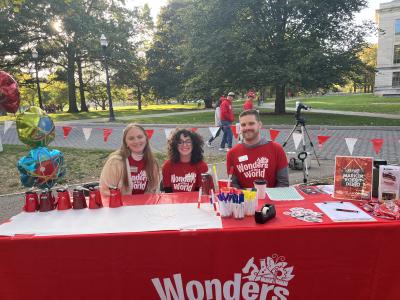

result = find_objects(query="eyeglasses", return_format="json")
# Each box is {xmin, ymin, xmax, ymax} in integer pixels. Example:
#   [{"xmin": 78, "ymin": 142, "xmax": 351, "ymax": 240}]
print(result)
[{"xmin": 177, "ymin": 140, "xmax": 192, "ymax": 145}]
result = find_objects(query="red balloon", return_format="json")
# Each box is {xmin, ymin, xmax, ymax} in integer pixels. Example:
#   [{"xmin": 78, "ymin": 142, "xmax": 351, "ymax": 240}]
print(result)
[{"xmin": 0, "ymin": 71, "xmax": 20, "ymax": 113}]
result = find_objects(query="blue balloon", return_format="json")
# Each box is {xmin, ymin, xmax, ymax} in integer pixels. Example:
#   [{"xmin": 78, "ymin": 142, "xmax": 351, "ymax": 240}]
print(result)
[{"xmin": 17, "ymin": 147, "xmax": 66, "ymax": 189}]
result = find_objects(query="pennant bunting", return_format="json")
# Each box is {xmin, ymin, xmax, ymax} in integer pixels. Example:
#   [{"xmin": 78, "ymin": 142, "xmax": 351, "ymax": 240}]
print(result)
[
  {"xmin": 145, "ymin": 129, "xmax": 154, "ymax": 139},
  {"xmin": 190, "ymin": 127, "xmax": 198, "ymax": 132},
  {"xmin": 370, "ymin": 138, "xmax": 384, "ymax": 155},
  {"xmin": 103, "ymin": 128, "xmax": 112, "ymax": 142},
  {"xmin": 4, "ymin": 120, "xmax": 12, "ymax": 134},
  {"xmin": 164, "ymin": 128, "xmax": 175, "ymax": 139},
  {"xmin": 209, "ymin": 127, "xmax": 220, "ymax": 138},
  {"xmin": 292, "ymin": 132, "xmax": 303, "ymax": 150},
  {"xmin": 317, "ymin": 135, "xmax": 331, "ymax": 149},
  {"xmin": 345, "ymin": 138, "xmax": 358, "ymax": 155},
  {"xmin": 82, "ymin": 128, "xmax": 92, "ymax": 141},
  {"xmin": 62, "ymin": 126, "xmax": 72, "ymax": 139},
  {"xmin": 269, "ymin": 129, "xmax": 280, "ymax": 142},
  {"xmin": 231, "ymin": 125, "xmax": 239, "ymax": 140}
]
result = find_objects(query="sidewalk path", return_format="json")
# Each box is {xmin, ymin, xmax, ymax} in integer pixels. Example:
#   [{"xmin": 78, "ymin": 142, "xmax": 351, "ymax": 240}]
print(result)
[{"xmin": 260, "ymin": 102, "xmax": 400, "ymax": 120}]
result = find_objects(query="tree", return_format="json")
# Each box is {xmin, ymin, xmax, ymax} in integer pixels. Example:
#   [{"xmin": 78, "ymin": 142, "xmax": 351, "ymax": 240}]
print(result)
[{"xmin": 184, "ymin": 0, "xmax": 372, "ymax": 113}]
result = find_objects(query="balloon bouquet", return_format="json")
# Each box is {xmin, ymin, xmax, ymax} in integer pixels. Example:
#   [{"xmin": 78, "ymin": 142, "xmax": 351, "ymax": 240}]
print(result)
[{"xmin": 1, "ymin": 70, "xmax": 65, "ymax": 189}]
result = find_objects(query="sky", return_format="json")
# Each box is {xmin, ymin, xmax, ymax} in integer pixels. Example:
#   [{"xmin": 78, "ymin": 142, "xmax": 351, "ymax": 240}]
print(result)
[{"xmin": 127, "ymin": 0, "xmax": 392, "ymax": 42}]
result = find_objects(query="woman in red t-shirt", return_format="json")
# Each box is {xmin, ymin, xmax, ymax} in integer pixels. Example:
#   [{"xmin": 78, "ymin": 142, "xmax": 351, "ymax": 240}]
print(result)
[
  {"xmin": 100, "ymin": 124, "xmax": 160, "ymax": 198},
  {"xmin": 162, "ymin": 129, "xmax": 208, "ymax": 193}
]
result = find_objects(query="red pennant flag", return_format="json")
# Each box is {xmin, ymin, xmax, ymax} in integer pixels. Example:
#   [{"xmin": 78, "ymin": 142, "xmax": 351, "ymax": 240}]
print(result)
[
  {"xmin": 145, "ymin": 129, "xmax": 154, "ymax": 139},
  {"xmin": 230, "ymin": 125, "xmax": 239, "ymax": 139},
  {"xmin": 62, "ymin": 126, "xmax": 72, "ymax": 139},
  {"xmin": 103, "ymin": 128, "xmax": 112, "ymax": 142},
  {"xmin": 370, "ymin": 138, "xmax": 384, "ymax": 154},
  {"xmin": 269, "ymin": 129, "xmax": 280, "ymax": 142},
  {"xmin": 317, "ymin": 135, "xmax": 331, "ymax": 148},
  {"xmin": 190, "ymin": 127, "xmax": 198, "ymax": 132}
]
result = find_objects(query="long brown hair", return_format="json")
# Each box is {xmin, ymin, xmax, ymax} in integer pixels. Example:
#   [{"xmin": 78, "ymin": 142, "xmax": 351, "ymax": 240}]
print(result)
[{"xmin": 106, "ymin": 123, "xmax": 160, "ymax": 192}]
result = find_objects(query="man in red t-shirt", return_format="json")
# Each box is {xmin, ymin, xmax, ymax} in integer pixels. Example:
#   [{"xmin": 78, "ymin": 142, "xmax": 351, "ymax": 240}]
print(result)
[
  {"xmin": 227, "ymin": 109, "xmax": 289, "ymax": 188},
  {"xmin": 219, "ymin": 92, "xmax": 235, "ymax": 151},
  {"xmin": 243, "ymin": 91, "xmax": 255, "ymax": 111}
]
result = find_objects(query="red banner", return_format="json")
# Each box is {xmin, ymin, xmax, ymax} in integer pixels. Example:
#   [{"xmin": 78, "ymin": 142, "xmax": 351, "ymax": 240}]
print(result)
[
  {"xmin": 145, "ymin": 129, "xmax": 154, "ymax": 139},
  {"xmin": 371, "ymin": 138, "xmax": 384, "ymax": 154},
  {"xmin": 317, "ymin": 135, "xmax": 331, "ymax": 148},
  {"xmin": 269, "ymin": 129, "xmax": 280, "ymax": 142},
  {"xmin": 103, "ymin": 128, "xmax": 112, "ymax": 142},
  {"xmin": 62, "ymin": 126, "xmax": 72, "ymax": 139}
]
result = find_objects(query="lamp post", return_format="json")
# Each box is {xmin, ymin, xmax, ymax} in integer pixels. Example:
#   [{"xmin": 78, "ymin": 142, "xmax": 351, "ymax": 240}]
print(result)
[
  {"xmin": 32, "ymin": 48, "xmax": 44, "ymax": 110},
  {"xmin": 100, "ymin": 34, "xmax": 115, "ymax": 122}
]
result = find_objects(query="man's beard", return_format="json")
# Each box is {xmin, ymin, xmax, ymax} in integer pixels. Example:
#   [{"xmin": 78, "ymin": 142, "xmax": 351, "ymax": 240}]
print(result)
[{"xmin": 243, "ymin": 129, "xmax": 259, "ymax": 142}]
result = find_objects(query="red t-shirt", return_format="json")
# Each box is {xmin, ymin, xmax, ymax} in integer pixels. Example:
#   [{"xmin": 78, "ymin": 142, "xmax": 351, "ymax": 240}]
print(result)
[
  {"xmin": 128, "ymin": 156, "xmax": 147, "ymax": 194},
  {"xmin": 162, "ymin": 160, "xmax": 208, "ymax": 192},
  {"xmin": 226, "ymin": 142, "xmax": 288, "ymax": 188},
  {"xmin": 243, "ymin": 100, "xmax": 253, "ymax": 110}
]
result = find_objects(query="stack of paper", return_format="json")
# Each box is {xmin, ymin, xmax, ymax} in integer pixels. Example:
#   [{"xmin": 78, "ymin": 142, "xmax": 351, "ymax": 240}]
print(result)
[
  {"xmin": 266, "ymin": 187, "xmax": 304, "ymax": 201},
  {"xmin": 315, "ymin": 201, "xmax": 376, "ymax": 222}
]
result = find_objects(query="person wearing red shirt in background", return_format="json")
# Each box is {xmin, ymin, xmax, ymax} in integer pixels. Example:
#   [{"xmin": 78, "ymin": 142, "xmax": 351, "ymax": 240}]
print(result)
[
  {"xmin": 162, "ymin": 129, "xmax": 208, "ymax": 193},
  {"xmin": 219, "ymin": 91, "xmax": 235, "ymax": 151},
  {"xmin": 227, "ymin": 109, "xmax": 289, "ymax": 189},
  {"xmin": 243, "ymin": 91, "xmax": 255, "ymax": 111}
]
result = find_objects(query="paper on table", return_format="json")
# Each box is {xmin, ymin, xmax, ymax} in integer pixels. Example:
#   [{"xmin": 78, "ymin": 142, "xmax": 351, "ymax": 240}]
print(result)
[
  {"xmin": 315, "ymin": 201, "xmax": 376, "ymax": 222},
  {"xmin": 266, "ymin": 187, "xmax": 304, "ymax": 201},
  {"xmin": 0, "ymin": 203, "xmax": 222, "ymax": 237}
]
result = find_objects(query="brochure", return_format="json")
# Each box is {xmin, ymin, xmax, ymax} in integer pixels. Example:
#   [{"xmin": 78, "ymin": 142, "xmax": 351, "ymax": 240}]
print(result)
[{"xmin": 378, "ymin": 165, "xmax": 400, "ymax": 202}]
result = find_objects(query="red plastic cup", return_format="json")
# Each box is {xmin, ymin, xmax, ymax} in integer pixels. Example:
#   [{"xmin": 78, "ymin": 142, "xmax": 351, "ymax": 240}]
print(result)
[
  {"xmin": 24, "ymin": 191, "xmax": 39, "ymax": 212},
  {"xmin": 39, "ymin": 190, "xmax": 55, "ymax": 212},
  {"xmin": 109, "ymin": 187, "xmax": 123, "ymax": 208},
  {"xmin": 72, "ymin": 188, "xmax": 87, "ymax": 209},
  {"xmin": 89, "ymin": 188, "xmax": 103, "ymax": 209},
  {"xmin": 218, "ymin": 179, "xmax": 229, "ymax": 189},
  {"xmin": 57, "ymin": 189, "xmax": 72, "ymax": 210}
]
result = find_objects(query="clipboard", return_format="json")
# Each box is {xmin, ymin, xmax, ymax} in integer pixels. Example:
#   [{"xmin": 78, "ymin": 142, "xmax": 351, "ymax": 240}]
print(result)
[{"xmin": 314, "ymin": 201, "xmax": 376, "ymax": 222}]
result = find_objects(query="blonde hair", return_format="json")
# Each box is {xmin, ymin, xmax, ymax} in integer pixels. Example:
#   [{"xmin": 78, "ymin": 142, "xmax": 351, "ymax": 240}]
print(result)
[{"xmin": 105, "ymin": 123, "xmax": 160, "ymax": 192}]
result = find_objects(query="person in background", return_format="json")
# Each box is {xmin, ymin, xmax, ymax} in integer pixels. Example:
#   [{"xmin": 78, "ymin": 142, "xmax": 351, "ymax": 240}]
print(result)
[
  {"xmin": 99, "ymin": 123, "xmax": 160, "ymax": 199},
  {"xmin": 206, "ymin": 96, "xmax": 224, "ymax": 147},
  {"xmin": 227, "ymin": 109, "xmax": 289, "ymax": 189},
  {"xmin": 243, "ymin": 91, "xmax": 256, "ymax": 111},
  {"xmin": 219, "ymin": 91, "xmax": 235, "ymax": 151},
  {"xmin": 162, "ymin": 129, "xmax": 208, "ymax": 193}
]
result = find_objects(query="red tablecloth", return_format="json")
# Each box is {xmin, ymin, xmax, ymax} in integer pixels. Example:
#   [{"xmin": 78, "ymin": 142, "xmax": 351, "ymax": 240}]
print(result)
[{"xmin": 1, "ymin": 191, "xmax": 400, "ymax": 300}]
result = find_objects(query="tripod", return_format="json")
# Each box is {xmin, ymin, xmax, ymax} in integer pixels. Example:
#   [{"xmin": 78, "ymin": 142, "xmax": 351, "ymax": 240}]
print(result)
[{"xmin": 282, "ymin": 115, "xmax": 320, "ymax": 184}]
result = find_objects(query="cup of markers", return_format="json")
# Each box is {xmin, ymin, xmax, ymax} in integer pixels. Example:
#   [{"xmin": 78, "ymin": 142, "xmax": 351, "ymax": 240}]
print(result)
[{"xmin": 217, "ymin": 188, "xmax": 257, "ymax": 219}]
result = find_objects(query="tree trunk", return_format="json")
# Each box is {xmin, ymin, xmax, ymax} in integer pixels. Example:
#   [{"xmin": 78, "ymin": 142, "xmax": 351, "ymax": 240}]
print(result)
[
  {"xmin": 274, "ymin": 84, "xmax": 286, "ymax": 114},
  {"xmin": 67, "ymin": 44, "xmax": 79, "ymax": 113},
  {"xmin": 204, "ymin": 94, "xmax": 212, "ymax": 108},
  {"xmin": 76, "ymin": 57, "xmax": 88, "ymax": 112},
  {"xmin": 137, "ymin": 85, "xmax": 142, "ymax": 110}
]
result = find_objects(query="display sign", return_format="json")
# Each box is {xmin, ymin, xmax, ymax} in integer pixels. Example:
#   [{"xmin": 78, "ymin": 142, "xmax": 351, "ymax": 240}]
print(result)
[
  {"xmin": 334, "ymin": 156, "xmax": 373, "ymax": 200},
  {"xmin": 378, "ymin": 165, "xmax": 400, "ymax": 202}
]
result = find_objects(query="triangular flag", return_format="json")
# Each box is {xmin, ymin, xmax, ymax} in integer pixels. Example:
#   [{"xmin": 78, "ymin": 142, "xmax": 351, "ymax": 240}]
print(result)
[
  {"xmin": 145, "ymin": 129, "xmax": 154, "ymax": 139},
  {"xmin": 190, "ymin": 127, "xmax": 198, "ymax": 132},
  {"xmin": 62, "ymin": 126, "xmax": 72, "ymax": 139},
  {"xmin": 317, "ymin": 135, "xmax": 331, "ymax": 149},
  {"xmin": 292, "ymin": 132, "xmax": 303, "ymax": 150},
  {"xmin": 231, "ymin": 125, "xmax": 239, "ymax": 140},
  {"xmin": 103, "ymin": 128, "xmax": 112, "ymax": 142},
  {"xmin": 209, "ymin": 127, "xmax": 220, "ymax": 138},
  {"xmin": 0, "ymin": 135, "xmax": 3, "ymax": 152},
  {"xmin": 345, "ymin": 138, "xmax": 358, "ymax": 155},
  {"xmin": 4, "ymin": 120, "xmax": 12, "ymax": 134},
  {"xmin": 269, "ymin": 129, "xmax": 280, "ymax": 142},
  {"xmin": 370, "ymin": 138, "xmax": 384, "ymax": 154},
  {"xmin": 82, "ymin": 128, "xmax": 92, "ymax": 141},
  {"xmin": 164, "ymin": 128, "xmax": 175, "ymax": 139}
]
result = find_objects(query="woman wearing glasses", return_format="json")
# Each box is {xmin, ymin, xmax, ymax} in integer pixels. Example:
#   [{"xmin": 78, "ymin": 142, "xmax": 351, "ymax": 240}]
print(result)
[
  {"xmin": 99, "ymin": 123, "xmax": 160, "ymax": 199},
  {"xmin": 162, "ymin": 128, "xmax": 208, "ymax": 193}
]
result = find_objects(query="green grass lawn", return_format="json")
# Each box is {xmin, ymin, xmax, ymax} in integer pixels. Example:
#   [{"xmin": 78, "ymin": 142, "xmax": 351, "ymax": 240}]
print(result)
[
  {"xmin": 124, "ymin": 109, "xmax": 400, "ymax": 126},
  {"xmin": 0, "ymin": 103, "xmax": 200, "ymax": 123},
  {"xmin": 287, "ymin": 94, "xmax": 400, "ymax": 114}
]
